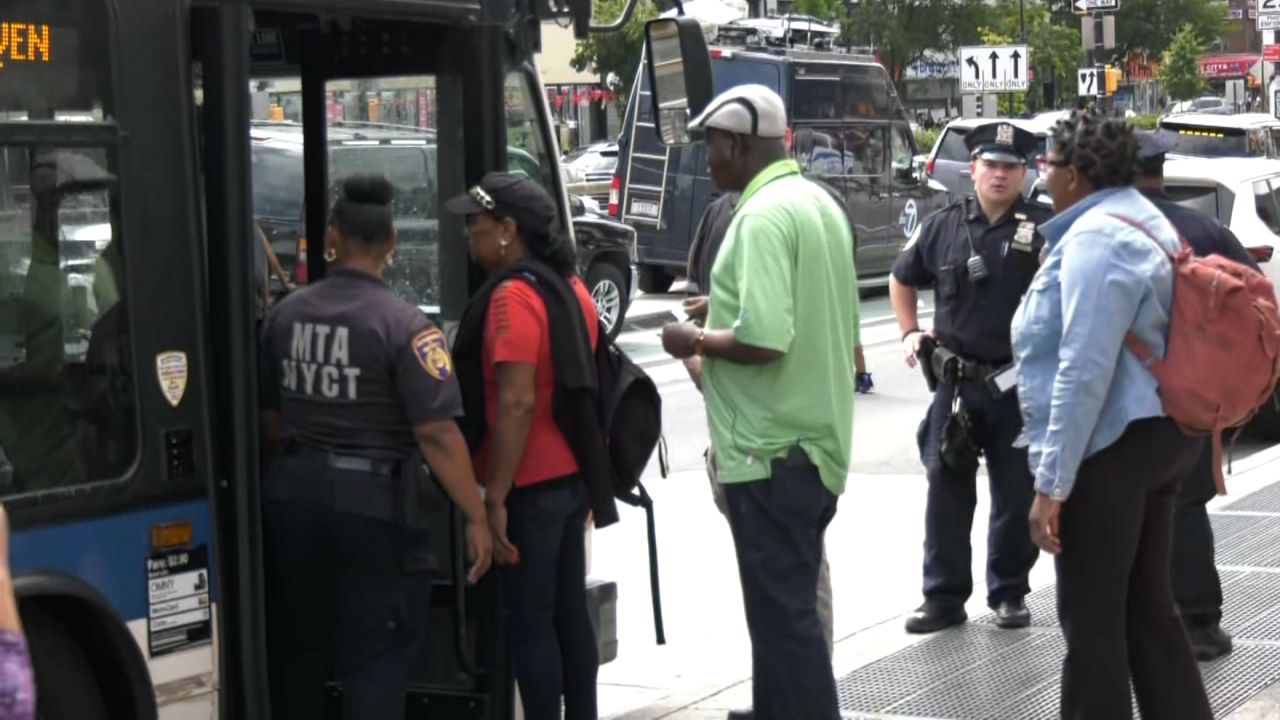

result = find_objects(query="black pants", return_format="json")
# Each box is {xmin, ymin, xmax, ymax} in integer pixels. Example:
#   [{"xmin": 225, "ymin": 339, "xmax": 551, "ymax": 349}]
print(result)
[
  {"xmin": 262, "ymin": 447, "xmax": 434, "ymax": 720},
  {"xmin": 502, "ymin": 476, "xmax": 598, "ymax": 720},
  {"xmin": 918, "ymin": 377, "xmax": 1038, "ymax": 607},
  {"xmin": 723, "ymin": 448, "xmax": 839, "ymax": 720},
  {"xmin": 1172, "ymin": 436, "xmax": 1224, "ymax": 627},
  {"xmin": 1056, "ymin": 417, "xmax": 1211, "ymax": 720}
]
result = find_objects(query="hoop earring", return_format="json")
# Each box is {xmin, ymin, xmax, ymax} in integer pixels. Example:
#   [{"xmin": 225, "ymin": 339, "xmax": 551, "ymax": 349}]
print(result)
[
  {"xmin": 500, "ymin": 240, "xmax": 509, "ymax": 257},
  {"xmin": 385, "ymin": 251, "xmax": 396, "ymax": 268},
  {"xmin": 324, "ymin": 247, "xmax": 337, "ymax": 263}
]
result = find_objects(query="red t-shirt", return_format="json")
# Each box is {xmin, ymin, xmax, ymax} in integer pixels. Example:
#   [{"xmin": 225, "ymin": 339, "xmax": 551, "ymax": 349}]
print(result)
[{"xmin": 475, "ymin": 276, "xmax": 599, "ymax": 488}]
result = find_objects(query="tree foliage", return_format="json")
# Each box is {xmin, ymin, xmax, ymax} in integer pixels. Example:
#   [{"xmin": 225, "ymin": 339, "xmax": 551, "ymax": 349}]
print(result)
[
  {"xmin": 1115, "ymin": 0, "xmax": 1223, "ymax": 58},
  {"xmin": 569, "ymin": 0, "xmax": 658, "ymax": 105},
  {"xmin": 1159, "ymin": 23, "xmax": 1208, "ymax": 101},
  {"xmin": 844, "ymin": 0, "xmax": 988, "ymax": 85}
]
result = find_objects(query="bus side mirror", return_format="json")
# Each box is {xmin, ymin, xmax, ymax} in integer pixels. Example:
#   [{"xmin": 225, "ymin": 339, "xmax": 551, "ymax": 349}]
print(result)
[{"xmin": 644, "ymin": 17, "xmax": 713, "ymax": 147}]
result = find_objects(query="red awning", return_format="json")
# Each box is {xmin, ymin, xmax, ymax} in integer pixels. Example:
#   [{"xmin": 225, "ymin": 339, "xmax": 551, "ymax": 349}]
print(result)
[{"xmin": 1199, "ymin": 54, "xmax": 1259, "ymax": 78}]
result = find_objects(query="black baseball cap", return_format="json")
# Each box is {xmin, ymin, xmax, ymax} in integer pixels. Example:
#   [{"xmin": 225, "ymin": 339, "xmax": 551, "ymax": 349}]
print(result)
[
  {"xmin": 444, "ymin": 171, "xmax": 558, "ymax": 235},
  {"xmin": 1135, "ymin": 129, "xmax": 1178, "ymax": 174},
  {"xmin": 965, "ymin": 121, "xmax": 1038, "ymax": 165}
]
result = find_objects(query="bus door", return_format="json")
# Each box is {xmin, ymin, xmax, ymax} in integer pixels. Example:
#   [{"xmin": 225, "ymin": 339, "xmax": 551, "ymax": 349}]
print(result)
[{"xmin": 192, "ymin": 6, "xmax": 544, "ymax": 718}]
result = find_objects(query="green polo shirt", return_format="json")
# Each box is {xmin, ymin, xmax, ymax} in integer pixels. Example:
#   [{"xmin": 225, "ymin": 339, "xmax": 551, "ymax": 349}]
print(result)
[{"xmin": 702, "ymin": 159, "xmax": 859, "ymax": 495}]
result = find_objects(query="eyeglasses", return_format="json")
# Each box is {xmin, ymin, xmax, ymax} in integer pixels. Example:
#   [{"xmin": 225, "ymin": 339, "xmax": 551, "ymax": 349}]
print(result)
[{"xmin": 469, "ymin": 185, "xmax": 496, "ymax": 211}]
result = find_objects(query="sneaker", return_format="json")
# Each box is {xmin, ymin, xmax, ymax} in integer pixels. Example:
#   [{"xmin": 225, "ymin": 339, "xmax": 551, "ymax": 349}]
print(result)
[{"xmin": 1187, "ymin": 624, "xmax": 1233, "ymax": 662}]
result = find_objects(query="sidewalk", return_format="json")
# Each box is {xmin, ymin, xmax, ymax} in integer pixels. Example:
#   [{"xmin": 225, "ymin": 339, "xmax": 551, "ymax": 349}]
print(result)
[{"xmin": 623, "ymin": 443, "xmax": 1280, "ymax": 720}]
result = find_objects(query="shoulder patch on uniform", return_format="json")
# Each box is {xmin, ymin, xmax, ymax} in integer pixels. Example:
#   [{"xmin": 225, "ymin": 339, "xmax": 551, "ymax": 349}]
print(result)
[{"xmin": 412, "ymin": 328, "xmax": 453, "ymax": 381}]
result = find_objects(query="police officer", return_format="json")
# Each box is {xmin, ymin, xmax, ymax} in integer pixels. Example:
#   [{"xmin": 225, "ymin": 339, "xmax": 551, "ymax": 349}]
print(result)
[
  {"xmin": 890, "ymin": 122, "xmax": 1050, "ymax": 633},
  {"xmin": 259, "ymin": 174, "xmax": 492, "ymax": 719},
  {"xmin": 1135, "ymin": 129, "xmax": 1258, "ymax": 661}
]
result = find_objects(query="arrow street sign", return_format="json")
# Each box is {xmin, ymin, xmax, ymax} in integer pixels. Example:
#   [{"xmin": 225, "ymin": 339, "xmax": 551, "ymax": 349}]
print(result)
[
  {"xmin": 1074, "ymin": 0, "xmax": 1119, "ymax": 13},
  {"xmin": 1261, "ymin": 0, "xmax": 1280, "ymax": 15},
  {"xmin": 959, "ymin": 45, "xmax": 1031, "ymax": 94},
  {"xmin": 1077, "ymin": 67, "xmax": 1099, "ymax": 97}
]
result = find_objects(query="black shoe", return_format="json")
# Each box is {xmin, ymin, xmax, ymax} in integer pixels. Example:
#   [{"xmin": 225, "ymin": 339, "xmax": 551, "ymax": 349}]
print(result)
[
  {"xmin": 992, "ymin": 599, "xmax": 1031, "ymax": 629},
  {"xmin": 726, "ymin": 709, "xmax": 754, "ymax": 720},
  {"xmin": 1188, "ymin": 624, "xmax": 1234, "ymax": 662},
  {"xmin": 905, "ymin": 602, "xmax": 967, "ymax": 634}
]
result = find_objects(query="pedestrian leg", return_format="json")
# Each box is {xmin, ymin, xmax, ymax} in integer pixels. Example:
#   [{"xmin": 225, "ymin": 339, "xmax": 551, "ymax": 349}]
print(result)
[
  {"xmin": 1172, "ymin": 439, "xmax": 1225, "ymax": 630},
  {"xmin": 920, "ymin": 384, "xmax": 978, "ymax": 607},
  {"xmin": 554, "ymin": 481, "xmax": 599, "ymax": 720},
  {"xmin": 979, "ymin": 391, "xmax": 1038, "ymax": 607}
]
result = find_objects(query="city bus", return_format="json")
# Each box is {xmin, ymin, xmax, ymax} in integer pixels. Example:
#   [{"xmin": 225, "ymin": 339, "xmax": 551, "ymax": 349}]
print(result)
[{"xmin": 0, "ymin": 0, "xmax": 682, "ymax": 717}]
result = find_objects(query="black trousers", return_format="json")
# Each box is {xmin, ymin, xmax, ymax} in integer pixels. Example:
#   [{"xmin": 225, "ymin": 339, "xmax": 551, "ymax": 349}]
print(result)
[
  {"xmin": 1172, "ymin": 436, "xmax": 1224, "ymax": 627},
  {"xmin": 918, "ymin": 377, "xmax": 1039, "ymax": 607},
  {"xmin": 262, "ymin": 447, "xmax": 434, "ymax": 720},
  {"xmin": 724, "ymin": 448, "xmax": 840, "ymax": 720},
  {"xmin": 1056, "ymin": 417, "xmax": 1211, "ymax": 720},
  {"xmin": 502, "ymin": 476, "xmax": 598, "ymax": 720}
]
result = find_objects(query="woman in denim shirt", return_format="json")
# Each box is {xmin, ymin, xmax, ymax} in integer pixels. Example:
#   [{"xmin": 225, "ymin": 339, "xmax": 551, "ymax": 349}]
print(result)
[{"xmin": 1012, "ymin": 113, "xmax": 1211, "ymax": 720}]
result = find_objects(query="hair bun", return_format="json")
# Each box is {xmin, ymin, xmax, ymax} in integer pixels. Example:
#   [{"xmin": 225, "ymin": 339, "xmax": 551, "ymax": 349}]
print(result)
[{"xmin": 342, "ymin": 174, "xmax": 394, "ymax": 206}]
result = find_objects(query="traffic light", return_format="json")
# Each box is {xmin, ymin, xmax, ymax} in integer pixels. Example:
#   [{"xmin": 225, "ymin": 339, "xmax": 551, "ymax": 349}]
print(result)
[{"xmin": 1105, "ymin": 65, "xmax": 1122, "ymax": 95}]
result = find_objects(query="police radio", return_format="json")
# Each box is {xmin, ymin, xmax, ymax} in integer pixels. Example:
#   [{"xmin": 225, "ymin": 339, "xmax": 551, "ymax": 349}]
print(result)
[{"xmin": 962, "ymin": 201, "xmax": 989, "ymax": 283}]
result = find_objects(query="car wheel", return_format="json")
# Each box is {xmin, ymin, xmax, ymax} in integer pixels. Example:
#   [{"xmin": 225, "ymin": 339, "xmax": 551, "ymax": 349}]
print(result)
[
  {"xmin": 637, "ymin": 264, "xmax": 674, "ymax": 294},
  {"xmin": 588, "ymin": 263, "xmax": 628, "ymax": 342}
]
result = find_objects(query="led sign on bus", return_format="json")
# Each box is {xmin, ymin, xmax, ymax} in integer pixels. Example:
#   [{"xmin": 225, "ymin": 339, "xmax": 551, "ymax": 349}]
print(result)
[{"xmin": 0, "ymin": 22, "xmax": 52, "ymax": 71}]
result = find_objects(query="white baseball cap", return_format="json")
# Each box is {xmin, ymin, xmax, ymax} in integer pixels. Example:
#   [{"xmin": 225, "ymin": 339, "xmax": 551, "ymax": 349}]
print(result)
[{"xmin": 688, "ymin": 84, "xmax": 787, "ymax": 139}]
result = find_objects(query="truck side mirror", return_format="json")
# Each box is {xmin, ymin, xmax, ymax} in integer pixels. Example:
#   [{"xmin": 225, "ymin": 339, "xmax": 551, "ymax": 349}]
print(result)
[{"xmin": 644, "ymin": 17, "xmax": 713, "ymax": 147}]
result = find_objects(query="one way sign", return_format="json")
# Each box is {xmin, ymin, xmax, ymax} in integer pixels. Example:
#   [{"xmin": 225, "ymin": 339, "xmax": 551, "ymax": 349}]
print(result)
[
  {"xmin": 1077, "ymin": 67, "xmax": 1102, "ymax": 97},
  {"xmin": 959, "ymin": 45, "xmax": 1031, "ymax": 94}
]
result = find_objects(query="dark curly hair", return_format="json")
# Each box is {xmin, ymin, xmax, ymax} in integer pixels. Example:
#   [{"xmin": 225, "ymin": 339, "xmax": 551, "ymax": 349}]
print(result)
[{"xmin": 1049, "ymin": 112, "xmax": 1138, "ymax": 190}]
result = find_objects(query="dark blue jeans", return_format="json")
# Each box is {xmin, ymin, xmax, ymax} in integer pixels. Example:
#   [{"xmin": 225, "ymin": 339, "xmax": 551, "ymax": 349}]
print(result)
[
  {"xmin": 502, "ymin": 476, "xmax": 598, "ymax": 720},
  {"xmin": 724, "ymin": 448, "xmax": 840, "ymax": 720}
]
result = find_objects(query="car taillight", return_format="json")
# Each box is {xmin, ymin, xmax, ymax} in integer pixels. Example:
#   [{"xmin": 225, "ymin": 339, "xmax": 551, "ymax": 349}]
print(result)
[
  {"xmin": 785, "ymin": 127, "xmax": 794, "ymax": 155},
  {"xmin": 295, "ymin": 235, "xmax": 309, "ymax": 285},
  {"xmin": 925, "ymin": 156, "xmax": 935, "ymax": 176},
  {"xmin": 608, "ymin": 174, "xmax": 621, "ymax": 217},
  {"xmin": 1036, "ymin": 155, "xmax": 1047, "ymax": 175},
  {"xmin": 1248, "ymin": 245, "xmax": 1275, "ymax": 263}
]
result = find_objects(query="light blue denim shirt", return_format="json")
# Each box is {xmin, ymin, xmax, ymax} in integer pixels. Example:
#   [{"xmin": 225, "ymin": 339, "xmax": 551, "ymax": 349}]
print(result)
[{"xmin": 1011, "ymin": 187, "xmax": 1178, "ymax": 501}]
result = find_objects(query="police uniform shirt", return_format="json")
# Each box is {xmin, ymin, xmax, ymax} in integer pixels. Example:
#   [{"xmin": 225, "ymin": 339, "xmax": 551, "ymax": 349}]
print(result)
[
  {"xmin": 260, "ymin": 268, "xmax": 462, "ymax": 450},
  {"xmin": 892, "ymin": 197, "xmax": 1052, "ymax": 364}
]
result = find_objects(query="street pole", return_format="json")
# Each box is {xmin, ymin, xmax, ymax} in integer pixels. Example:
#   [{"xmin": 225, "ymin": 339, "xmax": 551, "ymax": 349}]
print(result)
[{"xmin": 1020, "ymin": 0, "xmax": 1026, "ymax": 42}]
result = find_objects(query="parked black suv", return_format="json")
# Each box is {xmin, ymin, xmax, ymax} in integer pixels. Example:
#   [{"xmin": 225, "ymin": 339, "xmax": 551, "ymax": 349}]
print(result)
[{"xmin": 249, "ymin": 121, "xmax": 636, "ymax": 339}]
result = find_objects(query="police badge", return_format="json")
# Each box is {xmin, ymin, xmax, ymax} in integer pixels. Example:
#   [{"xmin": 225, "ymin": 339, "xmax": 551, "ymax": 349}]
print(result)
[
  {"xmin": 996, "ymin": 123, "xmax": 1015, "ymax": 146},
  {"xmin": 1012, "ymin": 221, "xmax": 1036, "ymax": 252}
]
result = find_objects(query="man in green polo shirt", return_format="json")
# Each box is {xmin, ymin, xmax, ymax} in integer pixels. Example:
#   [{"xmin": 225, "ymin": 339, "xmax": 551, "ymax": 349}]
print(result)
[{"xmin": 662, "ymin": 84, "xmax": 857, "ymax": 720}]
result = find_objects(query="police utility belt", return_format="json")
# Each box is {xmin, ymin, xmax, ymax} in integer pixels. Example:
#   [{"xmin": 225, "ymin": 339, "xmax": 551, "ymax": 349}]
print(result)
[
  {"xmin": 280, "ymin": 439, "xmax": 443, "ymax": 532},
  {"xmin": 917, "ymin": 337, "xmax": 1016, "ymax": 398}
]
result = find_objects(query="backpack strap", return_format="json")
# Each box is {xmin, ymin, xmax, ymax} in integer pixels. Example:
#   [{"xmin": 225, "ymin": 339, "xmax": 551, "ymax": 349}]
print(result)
[{"xmin": 1103, "ymin": 213, "xmax": 1170, "ymax": 367}]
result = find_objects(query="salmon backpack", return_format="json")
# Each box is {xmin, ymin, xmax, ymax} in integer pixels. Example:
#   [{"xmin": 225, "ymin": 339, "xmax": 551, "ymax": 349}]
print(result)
[{"xmin": 1110, "ymin": 213, "xmax": 1280, "ymax": 492}]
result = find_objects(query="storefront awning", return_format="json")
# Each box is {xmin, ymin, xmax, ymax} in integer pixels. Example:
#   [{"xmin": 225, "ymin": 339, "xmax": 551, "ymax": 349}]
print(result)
[{"xmin": 1199, "ymin": 54, "xmax": 1261, "ymax": 79}]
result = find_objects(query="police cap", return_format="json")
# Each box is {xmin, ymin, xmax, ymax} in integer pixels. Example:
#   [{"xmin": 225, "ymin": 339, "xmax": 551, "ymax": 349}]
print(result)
[
  {"xmin": 445, "ymin": 171, "xmax": 558, "ymax": 235},
  {"xmin": 1135, "ymin": 129, "xmax": 1178, "ymax": 175},
  {"xmin": 964, "ymin": 121, "xmax": 1037, "ymax": 165}
]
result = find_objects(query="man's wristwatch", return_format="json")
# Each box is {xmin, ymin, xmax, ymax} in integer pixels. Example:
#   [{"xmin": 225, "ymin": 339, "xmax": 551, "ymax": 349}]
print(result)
[{"xmin": 694, "ymin": 328, "xmax": 707, "ymax": 357}]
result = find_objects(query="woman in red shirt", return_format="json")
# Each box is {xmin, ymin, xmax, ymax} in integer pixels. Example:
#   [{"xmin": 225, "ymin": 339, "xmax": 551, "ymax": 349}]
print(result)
[{"xmin": 446, "ymin": 173, "xmax": 600, "ymax": 720}]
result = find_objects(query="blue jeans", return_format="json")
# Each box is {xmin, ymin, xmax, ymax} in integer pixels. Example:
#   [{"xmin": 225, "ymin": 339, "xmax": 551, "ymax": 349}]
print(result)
[{"xmin": 502, "ymin": 476, "xmax": 598, "ymax": 720}]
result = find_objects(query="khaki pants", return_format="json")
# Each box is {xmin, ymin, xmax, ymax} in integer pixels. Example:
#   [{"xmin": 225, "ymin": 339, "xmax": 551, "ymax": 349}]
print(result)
[{"xmin": 707, "ymin": 445, "xmax": 835, "ymax": 657}]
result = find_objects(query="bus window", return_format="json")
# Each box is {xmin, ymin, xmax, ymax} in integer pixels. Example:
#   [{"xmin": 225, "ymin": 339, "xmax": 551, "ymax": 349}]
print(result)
[
  {"xmin": 0, "ymin": 5, "xmax": 136, "ymax": 495},
  {"xmin": 247, "ymin": 76, "xmax": 444, "ymax": 313},
  {"xmin": 505, "ymin": 71, "xmax": 559, "ymax": 199}
]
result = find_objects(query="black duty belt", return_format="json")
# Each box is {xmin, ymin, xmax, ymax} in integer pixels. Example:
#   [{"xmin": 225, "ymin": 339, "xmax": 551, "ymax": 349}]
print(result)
[
  {"xmin": 282, "ymin": 439, "xmax": 402, "ymax": 477},
  {"xmin": 930, "ymin": 345, "xmax": 1007, "ymax": 383}
]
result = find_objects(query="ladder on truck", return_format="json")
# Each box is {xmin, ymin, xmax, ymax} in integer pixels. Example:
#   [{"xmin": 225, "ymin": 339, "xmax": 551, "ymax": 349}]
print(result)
[{"xmin": 621, "ymin": 46, "xmax": 674, "ymax": 229}]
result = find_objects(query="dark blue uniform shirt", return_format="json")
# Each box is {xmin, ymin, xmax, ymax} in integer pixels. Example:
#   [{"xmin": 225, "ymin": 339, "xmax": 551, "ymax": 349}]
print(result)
[
  {"xmin": 1138, "ymin": 188, "xmax": 1260, "ymax": 271},
  {"xmin": 893, "ymin": 196, "xmax": 1053, "ymax": 364}
]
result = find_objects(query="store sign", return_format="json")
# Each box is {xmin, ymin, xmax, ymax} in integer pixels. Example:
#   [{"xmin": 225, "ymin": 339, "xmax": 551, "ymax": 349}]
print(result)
[
  {"xmin": 1199, "ymin": 57, "xmax": 1258, "ymax": 78},
  {"xmin": 1266, "ymin": 44, "xmax": 1280, "ymax": 62}
]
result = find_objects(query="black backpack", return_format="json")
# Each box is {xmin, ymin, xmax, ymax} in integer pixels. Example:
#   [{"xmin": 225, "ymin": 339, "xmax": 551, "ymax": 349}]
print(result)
[{"xmin": 593, "ymin": 321, "xmax": 668, "ymax": 644}]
